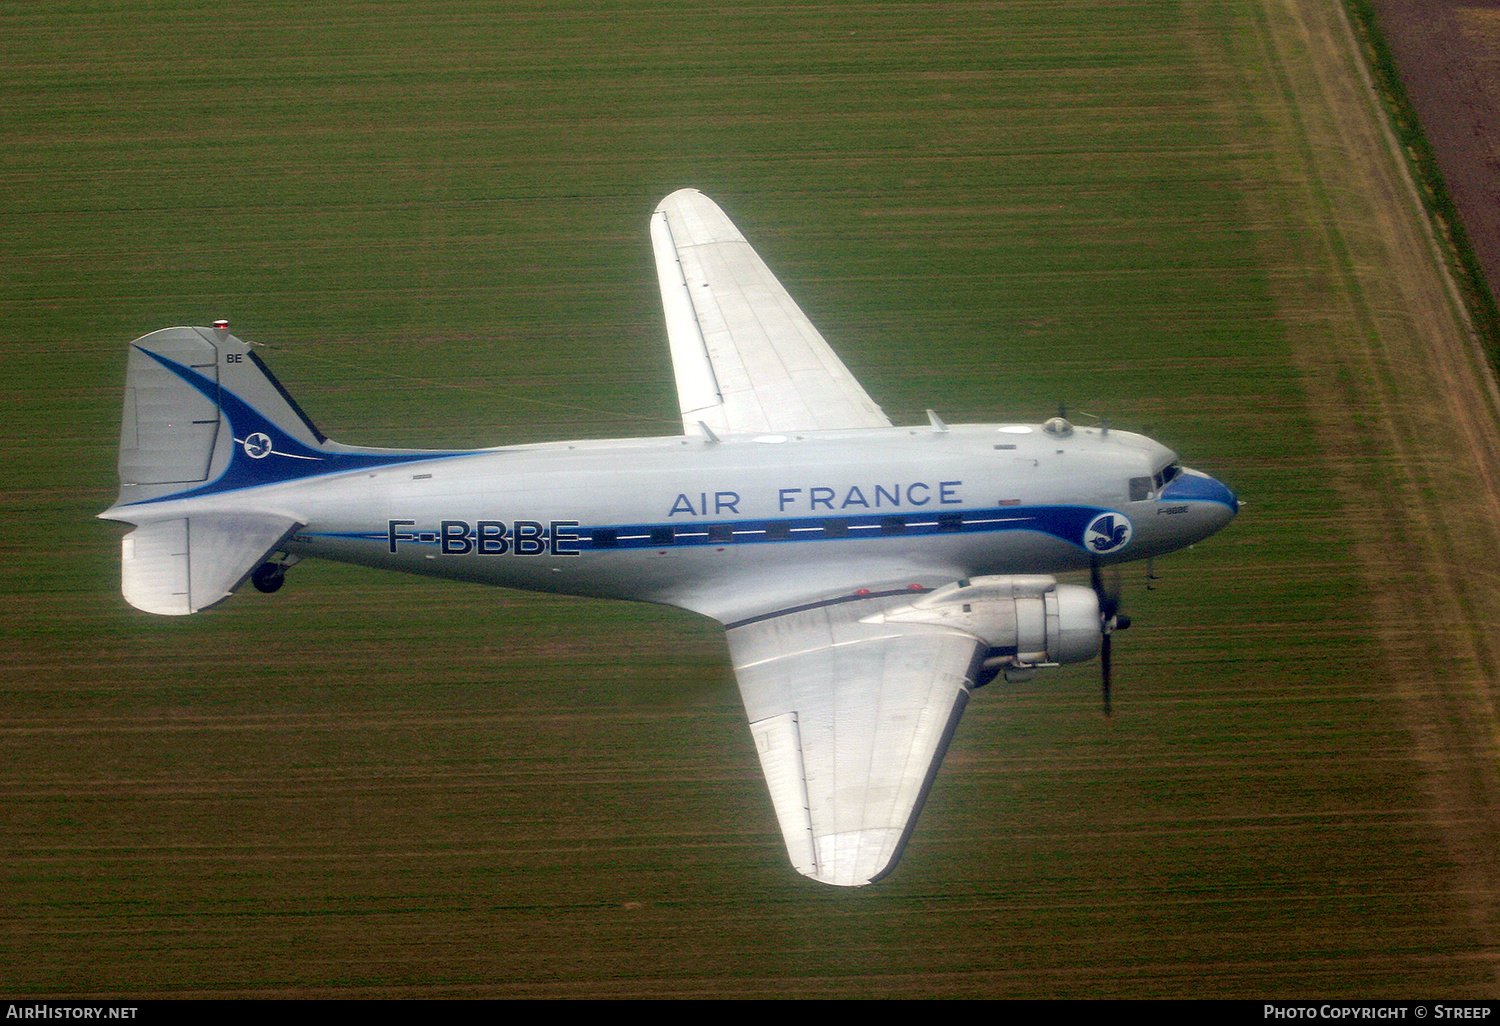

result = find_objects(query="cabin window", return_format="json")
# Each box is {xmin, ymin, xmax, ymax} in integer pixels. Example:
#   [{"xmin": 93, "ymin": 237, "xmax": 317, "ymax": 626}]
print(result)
[
  {"xmin": 591, "ymin": 529, "xmax": 618, "ymax": 548},
  {"xmin": 880, "ymin": 516, "xmax": 907, "ymax": 535},
  {"xmin": 649, "ymin": 526, "xmax": 674, "ymax": 545},
  {"xmin": 937, "ymin": 512, "xmax": 963, "ymax": 533},
  {"xmin": 707, "ymin": 524, "xmax": 733, "ymax": 543},
  {"xmin": 764, "ymin": 522, "xmax": 792, "ymax": 541},
  {"xmin": 823, "ymin": 519, "xmax": 849, "ymax": 538}
]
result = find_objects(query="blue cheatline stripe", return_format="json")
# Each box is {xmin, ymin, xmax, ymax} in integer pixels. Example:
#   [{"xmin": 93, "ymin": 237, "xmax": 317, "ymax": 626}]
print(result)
[
  {"xmin": 577, "ymin": 506, "xmax": 1099, "ymax": 549},
  {"xmin": 303, "ymin": 504, "xmax": 1116, "ymax": 553}
]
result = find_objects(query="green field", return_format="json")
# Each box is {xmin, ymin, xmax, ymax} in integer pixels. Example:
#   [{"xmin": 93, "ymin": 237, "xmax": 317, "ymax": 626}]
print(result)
[{"xmin": 2, "ymin": 0, "xmax": 1495, "ymax": 998}]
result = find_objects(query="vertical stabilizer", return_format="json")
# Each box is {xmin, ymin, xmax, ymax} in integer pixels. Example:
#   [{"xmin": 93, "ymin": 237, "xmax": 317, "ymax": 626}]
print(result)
[{"xmin": 109, "ymin": 326, "xmax": 333, "ymax": 508}]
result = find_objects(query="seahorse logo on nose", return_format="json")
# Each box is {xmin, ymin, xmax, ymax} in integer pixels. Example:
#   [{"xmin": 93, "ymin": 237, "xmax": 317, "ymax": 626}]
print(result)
[{"xmin": 1085, "ymin": 512, "xmax": 1132, "ymax": 553}]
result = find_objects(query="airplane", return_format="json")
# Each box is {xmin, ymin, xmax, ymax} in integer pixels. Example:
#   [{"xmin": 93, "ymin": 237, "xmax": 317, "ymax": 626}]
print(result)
[{"xmin": 99, "ymin": 189, "xmax": 1239, "ymax": 887}]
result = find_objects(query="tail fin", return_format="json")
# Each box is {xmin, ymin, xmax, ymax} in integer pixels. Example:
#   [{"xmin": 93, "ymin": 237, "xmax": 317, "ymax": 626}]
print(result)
[
  {"xmin": 101, "ymin": 326, "xmax": 327, "ymax": 613},
  {"xmin": 102, "ymin": 325, "xmax": 471, "ymax": 615},
  {"xmin": 112, "ymin": 325, "xmax": 332, "ymax": 507}
]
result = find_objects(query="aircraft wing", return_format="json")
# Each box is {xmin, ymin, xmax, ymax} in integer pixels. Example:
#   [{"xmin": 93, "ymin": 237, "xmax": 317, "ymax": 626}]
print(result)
[
  {"xmin": 726, "ymin": 595, "xmax": 983, "ymax": 886},
  {"xmin": 651, "ymin": 189, "xmax": 892, "ymax": 435}
]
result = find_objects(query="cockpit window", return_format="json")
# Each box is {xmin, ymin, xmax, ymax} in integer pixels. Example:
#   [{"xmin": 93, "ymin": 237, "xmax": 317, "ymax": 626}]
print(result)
[
  {"xmin": 1131, "ymin": 462, "xmax": 1181, "ymax": 501},
  {"xmin": 1152, "ymin": 462, "xmax": 1181, "ymax": 491}
]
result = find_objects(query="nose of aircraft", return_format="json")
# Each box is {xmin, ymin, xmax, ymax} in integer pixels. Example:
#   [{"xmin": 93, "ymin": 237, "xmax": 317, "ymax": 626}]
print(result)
[{"xmin": 1159, "ymin": 467, "xmax": 1239, "ymax": 532}]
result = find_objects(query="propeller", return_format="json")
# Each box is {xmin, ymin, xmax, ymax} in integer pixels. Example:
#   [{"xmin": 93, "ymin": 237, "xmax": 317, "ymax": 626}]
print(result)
[{"xmin": 1090, "ymin": 559, "xmax": 1131, "ymax": 716}]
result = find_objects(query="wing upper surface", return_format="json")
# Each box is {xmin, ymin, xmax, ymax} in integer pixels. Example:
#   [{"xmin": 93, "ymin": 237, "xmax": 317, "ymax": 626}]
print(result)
[
  {"xmin": 651, "ymin": 189, "xmax": 892, "ymax": 435},
  {"xmin": 727, "ymin": 595, "xmax": 982, "ymax": 886}
]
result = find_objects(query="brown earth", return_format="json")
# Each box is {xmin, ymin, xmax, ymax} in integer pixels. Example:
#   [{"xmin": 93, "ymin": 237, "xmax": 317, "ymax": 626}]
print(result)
[
  {"xmin": 1370, "ymin": 0, "xmax": 1500, "ymax": 311},
  {"xmin": 1268, "ymin": 0, "xmax": 1500, "ymax": 990}
]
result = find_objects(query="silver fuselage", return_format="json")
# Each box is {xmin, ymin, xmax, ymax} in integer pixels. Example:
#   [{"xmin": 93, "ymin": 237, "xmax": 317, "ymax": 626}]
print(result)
[{"xmin": 133, "ymin": 421, "xmax": 1235, "ymax": 624}]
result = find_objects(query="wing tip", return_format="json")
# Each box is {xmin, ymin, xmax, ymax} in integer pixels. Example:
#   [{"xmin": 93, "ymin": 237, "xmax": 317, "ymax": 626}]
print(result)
[
  {"xmin": 655, "ymin": 187, "xmax": 708, "ymax": 214},
  {"xmin": 793, "ymin": 685, "xmax": 973, "ymax": 889},
  {"xmin": 800, "ymin": 828, "xmax": 906, "ymax": 887}
]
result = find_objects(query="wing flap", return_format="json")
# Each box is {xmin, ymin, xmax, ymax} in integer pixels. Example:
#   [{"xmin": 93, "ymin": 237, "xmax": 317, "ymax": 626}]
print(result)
[
  {"xmin": 120, "ymin": 513, "xmax": 302, "ymax": 615},
  {"xmin": 728, "ymin": 599, "xmax": 982, "ymax": 886},
  {"xmin": 652, "ymin": 190, "xmax": 891, "ymax": 435}
]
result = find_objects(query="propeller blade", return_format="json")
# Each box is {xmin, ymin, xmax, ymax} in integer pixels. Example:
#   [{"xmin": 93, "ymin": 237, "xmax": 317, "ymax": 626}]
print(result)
[
  {"xmin": 1101, "ymin": 632, "xmax": 1112, "ymax": 716},
  {"xmin": 1091, "ymin": 557, "xmax": 1126, "ymax": 717}
]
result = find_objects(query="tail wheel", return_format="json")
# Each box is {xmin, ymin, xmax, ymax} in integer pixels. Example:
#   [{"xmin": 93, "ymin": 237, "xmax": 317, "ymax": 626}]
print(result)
[{"xmin": 251, "ymin": 562, "xmax": 286, "ymax": 594}]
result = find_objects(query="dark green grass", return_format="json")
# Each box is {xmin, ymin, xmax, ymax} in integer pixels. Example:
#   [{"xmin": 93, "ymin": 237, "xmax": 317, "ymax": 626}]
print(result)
[{"xmin": 0, "ymin": 0, "xmax": 1489, "ymax": 999}]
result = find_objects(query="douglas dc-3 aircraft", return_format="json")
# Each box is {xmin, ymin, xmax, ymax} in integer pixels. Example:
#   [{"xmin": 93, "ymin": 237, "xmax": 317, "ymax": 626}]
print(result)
[{"xmin": 101, "ymin": 189, "xmax": 1238, "ymax": 887}]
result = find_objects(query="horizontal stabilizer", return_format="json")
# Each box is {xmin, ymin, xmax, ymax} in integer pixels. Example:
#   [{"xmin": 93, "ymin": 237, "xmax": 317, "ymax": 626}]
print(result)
[{"xmin": 120, "ymin": 514, "xmax": 302, "ymax": 615}]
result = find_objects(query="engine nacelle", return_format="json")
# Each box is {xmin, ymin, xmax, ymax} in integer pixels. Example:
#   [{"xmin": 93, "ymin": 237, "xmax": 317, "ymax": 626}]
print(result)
[{"xmin": 861, "ymin": 575, "xmax": 1101, "ymax": 680}]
